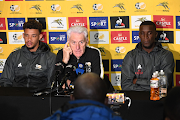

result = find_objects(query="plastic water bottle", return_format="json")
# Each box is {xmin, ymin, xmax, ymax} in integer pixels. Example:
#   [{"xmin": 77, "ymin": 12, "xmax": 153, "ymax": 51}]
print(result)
[
  {"xmin": 150, "ymin": 72, "xmax": 160, "ymax": 101},
  {"xmin": 159, "ymin": 70, "xmax": 167, "ymax": 97}
]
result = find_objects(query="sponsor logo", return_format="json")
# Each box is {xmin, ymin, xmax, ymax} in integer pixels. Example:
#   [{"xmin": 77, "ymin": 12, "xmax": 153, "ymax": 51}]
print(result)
[
  {"xmin": 18, "ymin": 63, "xmax": 22, "ymax": 67},
  {"xmin": 68, "ymin": 17, "xmax": 87, "ymax": 28},
  {"xmin": 131, "ymin": 15, "xmax": 151, "ymax": 29},
  {"xmin": 49, "ymin": 32, "xmax": 67, "ymax": 44},
  {"xmin": 35, "ymin": 64, "xmax": 42, "ymax": 70},
  {"xmin": 48, "ymin": 17, "xmax": 67, "ymax": 30},
  {"xmin": 0, "ymin": 18, "xmax": 6, "ymax": 30},
  {"xmin": 10, "ymin": 5, "xmax": 20, "ymax": 12},
  {"xmin": 157, "ymin": 31, "xmax": 174, "ymax": 43},
  {"xmin": 135, "ymin": 64, "xmax": 143, "ymax": 75},
  {"xmin": 92, "ymin": 4, "xmax": 104, "ymax": 13},
  {"xmin": 28, "ymin": 18, "xmax": 46, "ymax": 29},
  {"xmin": 113, "ymin": 3, "xmax": 126, "ymax": 13},
  {"xmin": 89, "ymin": 17, "xmax": 108, "ymax": 29},
  {"xmin": 115, "ymin": 46, "xmax": 126, "ymax": 53},
  {"xmin": 98, "ymin": 47, "xmax": 106, "ymax": 56},
  {"xmin": 176, "ymin": 60, "xmax": 180, "ymax": 72},
  {"xmin": 132, "ymin": 31, "xmax": 140, "ymax": 43},
  {"xmin": 111, "ymin": 31, "xmax": 130, "ymax": 44},
  {"xmin": 162, "ymin": 46, "xmax": 169, "ymax": 50},
  {"xmin": 6, "ymin": 0, "xmax": 23, "ymax": 1},
  {"xmin": 176, "ymin": 75, "xmax": 180, "ymax": 86},
  {"xmin": 135, "ymin": 2, "xmax": 147, "ymax": 12},
  {"xmin": 156, "ymin": 2, "xmax": 170, "ymax": 12},
  {"xmin": 111, "ymin": 59, "xmax": 123, "ymax": 71},
  {"xmin": 40, "ymin": 32, "xmax": 47, "ymax": 43},
  {"xmin": 0, "ymin": 32, "xmax": 7, "ymax": 44},
  {"xmin": 90, "ymin": 31, "xmax": 109, "ymax": 44},
  {"xmin": 8, "ymin": 32, "xmax": 24, "ymax": 44},
  {"xmin": 50, "ymin": 4, "xmax": 62, "ymax": 14},
  {"xmin": 29, "ymin": 4, "xmax": 42, "ymax": 14},
  {"xmin": 110, "ymin": 16, "xmax": 129, "ymax": 29},
  {"xmin": 153, "ymin": 15, "xmax": 173, "ymax": 28},
  {"xmin": 102, "ymin": 60, "xmax": 109, "ymax": 71},
  {"xmin": 7, "ymin": 18, "xmax": 25, "ymax": 30},
  {"xmin": 71, "ymin": 4, "xmax": 84, "ymax": 13},
  {"xmin": 0, "ymin": 59, "xmax": 6, "ymax": 71},
  {"xmin": 111, "ymin": 73, "xmax": 121, "ymax": 86},
  {"xmin": 176, "ymin": 31, "xmax": 180, "ymax": 44},
  {"xmin": 53, "ymin": 47, "xmax": 63, "ymax": 51},
  {"xmin": 176, "ymin": 16, "xmax": 180, "ymax": 29},
  {"xmin": 0, "ymin": 10, "xmax": 2, "ymax": 14}
]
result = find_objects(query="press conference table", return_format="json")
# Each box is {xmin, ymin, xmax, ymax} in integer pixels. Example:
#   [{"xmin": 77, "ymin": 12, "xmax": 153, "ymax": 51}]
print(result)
[{"xmin": 0, "ymin": 87, "xmax": 165, "ymax": 120}]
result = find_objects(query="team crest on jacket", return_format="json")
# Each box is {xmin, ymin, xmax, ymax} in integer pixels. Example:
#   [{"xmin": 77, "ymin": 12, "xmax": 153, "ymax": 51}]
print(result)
[
  {"xmin": 35, "ymin": 64, "xmax": 42, "ymax": 70},
  {"xmin": 135, "ymin": 64, "xmax": 143, "ymax": 75}
]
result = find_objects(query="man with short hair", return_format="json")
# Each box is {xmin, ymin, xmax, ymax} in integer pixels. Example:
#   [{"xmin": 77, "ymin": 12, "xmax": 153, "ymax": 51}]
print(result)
[
  {"xmin": 55, "ymin": 26, "xmax": 103, "ymax": 85},
  {"xmin": 0, "ymin": 20, "xmax": 56, "ymax": 88},
  {"xmin": 44, "ymin": 73, "xmax": 122, "ymax": 120},
  {"xmin": 121, "ymin": 21, "xmax": 174, "ymax": 91}
]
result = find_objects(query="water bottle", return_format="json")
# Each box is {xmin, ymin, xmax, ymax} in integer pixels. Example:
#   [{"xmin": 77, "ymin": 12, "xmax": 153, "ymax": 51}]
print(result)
[
  {"xmin": 150, "ymin": 72, "xmax": 160, "ymax": 101},
  {"xmin": 159, "ymin": 70, "xmax": 167, "ymax": 97}
]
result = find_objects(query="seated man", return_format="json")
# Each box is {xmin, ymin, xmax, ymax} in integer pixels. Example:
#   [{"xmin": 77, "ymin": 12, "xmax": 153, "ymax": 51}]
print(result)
[
  {"xmin": 121, "ymin": 21, "xmax": 174, "ymax": 91},
  {"xmin": 164, "ymin": 86, "xmax": 180, "ymax": 120},
  {"xmin": 0, "ymin": 20, "xmax": 56, "ymax": 88},
  {"xmin": 55, "ymin": 26, "xmax": 104, "ymax": 86},
  {"xmin": 44, "ymin": 73, "xmax": 122, "ymax": 120}
]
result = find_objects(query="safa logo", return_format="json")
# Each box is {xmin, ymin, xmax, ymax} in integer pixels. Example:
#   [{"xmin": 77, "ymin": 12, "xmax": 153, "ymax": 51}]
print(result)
[
  {"xmin": 89, "ymin": 17, "xmax": 108, "ymax": 29},
  {"xmin": 132, "ymin": 31, "xmax": 140, "ymax": 43},
  {"xmin": 111, "ymin": 59, "xmax": 123, "ymax": 71},
  {"xmin": 49, "ymin": 32, "xmax": 67, "ymax": 44},
  {"xmin": 7, "ymin": 18, "xmax": 25, "ymax": 30}
]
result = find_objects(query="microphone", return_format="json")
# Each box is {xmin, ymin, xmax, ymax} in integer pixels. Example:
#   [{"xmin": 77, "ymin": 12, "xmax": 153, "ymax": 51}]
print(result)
[
  {"xmin": 51, "ymin": 62, "xmax": 65, "ymax": 89},
  {"xmin": 76, "ymin": 63, "xmax": 85, "ymax": 76},
  {"xmin": 60, "ymin": 64, "xmax": 74, "ymax": 87}
]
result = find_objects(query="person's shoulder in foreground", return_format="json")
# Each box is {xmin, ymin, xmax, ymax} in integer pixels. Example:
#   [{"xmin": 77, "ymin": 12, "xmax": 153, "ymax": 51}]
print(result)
[
  {"xmin": 44, "ymin": 72, "xmax": 122, "ymax": 120},
  {"xmin": 121, "ymin": 21, "xmax": 174, "ymax": 91},
  {"xmin": 164, "ymin": 86, "xmax": 180, "ymax": 120},
  {"xmin": 0, "ymin": 20, "xmax": 56, "ymax": 88}
]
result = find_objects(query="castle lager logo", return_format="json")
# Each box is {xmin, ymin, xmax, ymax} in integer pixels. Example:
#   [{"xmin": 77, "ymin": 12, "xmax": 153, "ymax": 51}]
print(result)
[
  {"xmin": 0, "ymin": 18, "xmax": 6, "ymax": 30},
  {"xmin": 68, "ymin": 17, "xmax": 87, "ymax": 28},
  {"xmin": 153, "ymin": 15, "xmax": 173, "ymax": 28},
  {"xmin": 111, "ymin": 31, "xmax": 130, "ymax": 43}
]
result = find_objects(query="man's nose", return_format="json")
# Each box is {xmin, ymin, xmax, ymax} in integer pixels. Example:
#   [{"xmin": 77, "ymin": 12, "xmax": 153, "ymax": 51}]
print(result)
[{"xmin": 76, "ymin": 43, "xmax": 80, "ymax": 49}]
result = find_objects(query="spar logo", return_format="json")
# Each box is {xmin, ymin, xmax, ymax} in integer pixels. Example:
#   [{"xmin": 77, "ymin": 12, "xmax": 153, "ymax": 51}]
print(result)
[
  {"xmin": 111, "ymin": 31, "xmax": 130, "ymax": 44},
  {"xmin": 8, "ymin": 32, "xmax": 24, "ymax": 44},
  {"xmin": 49, "ymin": 32, "xmax": 67, "ymax": 44},
  {"xmin": 7, "ymin": 18, "xmax": 25, "ymax": 30},
  {"xmin": 48, "ymin": 17, "xmax": 67, "ymax": 30},
  {"xmin": 132, "ymin": 31, "xmax": 140, "ymax": 43},
  {"xmin": 0, "ymin": 18, "xmax": 6, "ymax": 30},
  {"xmin": 131, "ymin": 15, "xmax": 151, "ymax": 29},
  {"xmin": 176, "ymin": 16, "xmax": 180, "ymax": 29},
  {"xmin": 90, "ymin": 31, "xmax": 109, "ymax": 44},
  {"xmin": 157, "ymin": 31, "xmax": 174, "ymax": 43},
  {"xmin": 89, "ymin": 17, "xmax": 108, "ymax": 29},
  {"xmin": 111, "ymin": 59, "xmax": 123, "ymax": 71},
  {"xmin": 153, "ymin": 15, "xmax": 173, "ymax": 28},
  {"xmin": 10, "ymin": 5, "xmax": 20, "ymax": 12},
  {"xmin": 68, "ymin": 17, "xmax": 87, "ymax": 28},
  {"xmin": 71, "ymin": 4, "xmax": 84, "ymax": 13},
  {"xmin": 51, "ymin": 4, "xmax": 61, "ymax": 11}
]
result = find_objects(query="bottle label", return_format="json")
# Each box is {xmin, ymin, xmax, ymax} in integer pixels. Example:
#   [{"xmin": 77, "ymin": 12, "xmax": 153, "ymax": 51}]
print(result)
[{"xmin": 150, "ymin": 80, "xmax": 159, "ymax": 88}]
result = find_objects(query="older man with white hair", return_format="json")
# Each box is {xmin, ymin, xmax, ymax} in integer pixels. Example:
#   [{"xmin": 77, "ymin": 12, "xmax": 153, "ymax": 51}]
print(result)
[{"xmin": 55, "ymin": 26, "xmax": 103, "ymax": 87}]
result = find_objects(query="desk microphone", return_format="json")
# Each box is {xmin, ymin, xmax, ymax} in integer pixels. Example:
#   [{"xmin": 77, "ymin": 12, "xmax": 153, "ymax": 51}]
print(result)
[{"xmin": 76, "ymin": 63, "xmax": 85, "ymax": 76}]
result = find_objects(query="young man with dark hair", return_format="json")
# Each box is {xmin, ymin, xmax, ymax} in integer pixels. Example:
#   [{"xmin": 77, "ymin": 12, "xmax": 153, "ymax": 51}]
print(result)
[
  {"xmin": 0, "ymin": 20, "xmax": 56, "ymax": 88},
  {"xmin": 121, "ymin": 21, "xmax": 174, "ymax": 91},
  {"xmin": 44, "ymin": 73, "xmax": 122, "ymax": 120}
]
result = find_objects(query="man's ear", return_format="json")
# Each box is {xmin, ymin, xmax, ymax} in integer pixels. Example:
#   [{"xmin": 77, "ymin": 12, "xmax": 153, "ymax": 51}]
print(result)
[
  {"xmin": 155, "ymin": 32, "xmax": 158, "ymax": 38},
  {"xmin": 104, "ymin": 97, "xmax": 108, "ymax": 105},
  {"xmin": 70, "ymin": 94, "xmax": 75, "ymax": 101},
  {"xmin": 86, "ymin": 38, "xmax": 89, "ymax": 44},
  {"xmin": 39, "ymin": 33, "xmax": 43, "ymax": 40}
]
